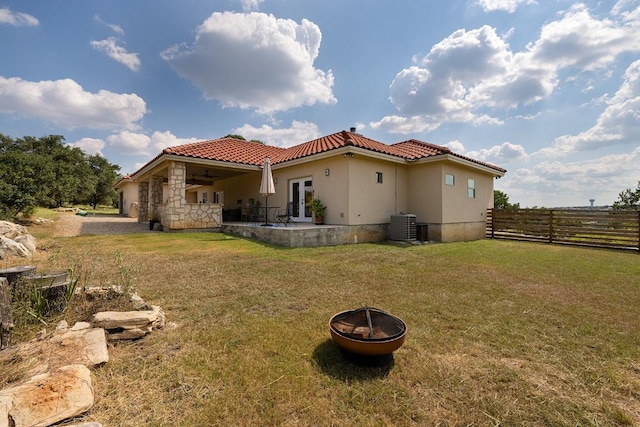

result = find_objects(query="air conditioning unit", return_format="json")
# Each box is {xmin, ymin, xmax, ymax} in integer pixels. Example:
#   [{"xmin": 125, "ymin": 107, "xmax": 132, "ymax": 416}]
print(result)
[{"xmin": 390, "ymin": 214, "xmax": 417, "ymax": 241}]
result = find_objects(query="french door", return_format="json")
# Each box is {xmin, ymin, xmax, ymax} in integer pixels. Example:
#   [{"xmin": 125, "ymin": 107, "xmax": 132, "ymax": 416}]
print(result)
[{"xmin": 289, "ymin": 177, "xmax": 313, "ymax": 222}]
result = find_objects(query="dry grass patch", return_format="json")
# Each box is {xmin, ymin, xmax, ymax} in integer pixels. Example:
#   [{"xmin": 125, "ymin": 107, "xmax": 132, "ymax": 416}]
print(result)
[{"xmin": 4, "ymin": 227, "xmax": 640, "ymax": 426}]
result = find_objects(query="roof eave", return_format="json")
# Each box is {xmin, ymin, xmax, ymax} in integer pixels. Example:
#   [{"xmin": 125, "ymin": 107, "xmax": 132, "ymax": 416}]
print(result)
[
  {"xmin": 412, "ymin": 153, "xmax": 506, "ymax": 177},
  {"xmin": 130, "ymin": 153, "xmax": 261, "ymax": 181}
]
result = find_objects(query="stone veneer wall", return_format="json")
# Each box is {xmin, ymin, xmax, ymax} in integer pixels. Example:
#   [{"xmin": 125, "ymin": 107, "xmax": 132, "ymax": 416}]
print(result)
[
  {"xmin": 161, "ymin": 161, "xmax": 222, "ymax": 230},
  {"xmin": 151, "ymin": 175, "xmax": 163, "ymax": 219},
  {"xmin": 138, "ymin": 182, "xmax": 149, "ymax": 222}
]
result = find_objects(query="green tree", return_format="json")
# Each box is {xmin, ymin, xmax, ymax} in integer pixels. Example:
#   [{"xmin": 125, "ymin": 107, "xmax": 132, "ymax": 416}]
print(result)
[
  {"xmin": 494, "ymin": 190, "xmax": 520, "ymax": 209},
  {"xmin": 0, "ymin": 133, "xmax": 122, "ymax": 219},
  {"xmin": 613, "ymin": 181, "xmax": 640, "ymax": 210},
  {"xmin": 85, "ymin": 154, "xmax": 121, "ymax": 209}
]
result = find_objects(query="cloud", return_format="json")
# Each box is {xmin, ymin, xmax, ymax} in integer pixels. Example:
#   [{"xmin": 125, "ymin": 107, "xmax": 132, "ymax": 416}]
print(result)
[
  {"xmin": 475, "ymin": 0, "xmax": 536, "ymax": 13},
  {"xmin": 240, "ymin": 0, "xmax": 265, "ymax": 12},
  {"xmin": 500, "ymin": 146, "xmax": 640, "ymax": 206},
  {"xmin": 105, "ymin": 130, "xmax": 201, "ymax": 155},
  {"xmin": 161, "ymin": 12, "xmax": 336, "ymax": 114},
  {"xmin": 71, "ymin": 138, "xmax": 105, "ymax": 156},
  {"xmin": 91, "ymin": 37, "xmax": 141, "ymax": 72},
  {"xmin": 233, "ymin": 120, "xmax": 321, "ymax": 147},
  {"xmin": 93, "ymin": 15, "xmax": 124, "ymax": 35},
  {"xmin": 0, "ymin": 7, "xmax": 38, "ymax": 26},
  {"xmin": 149, "ymin": 130, "xmax": 200, "ymax": 151},
  {"xmin": 373, "ymin": 4, "xmax": 640, "ymax": 134},
  {"xmin": 538, "ymin": 59, "xmax": 640, "ymax": 156},
  {"xmin": 106, "ymin": 131, "xmax": 151, "ymax": 155},
  {"xmin": 443, "ymin": 140, "xmax": 466, "ymax": 153},
  {"xmin": 0, "ymin": 76, "xmax": 146, "ymax": 130},
  {"xmin": 466, "ymin": 141, "xmax": 529, "ymax": 164}
]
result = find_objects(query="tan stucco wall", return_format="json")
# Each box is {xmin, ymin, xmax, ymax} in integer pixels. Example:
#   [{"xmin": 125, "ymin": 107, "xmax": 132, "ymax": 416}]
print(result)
[
  {"xmin": 118, "ymin": 182, "xmax": 139, "ymax": 217},
  {"xmin": 406, "ymin": 160, "xmax": 496, "ymax": 241},
  {"xmin": 345, "ymin": 157, "xmax": 407, "ymax": 225}
]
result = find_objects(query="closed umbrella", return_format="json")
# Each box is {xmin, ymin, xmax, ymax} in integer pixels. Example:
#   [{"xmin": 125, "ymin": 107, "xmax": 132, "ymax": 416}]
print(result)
[{"xmin": 259, "ymin": 157, "xmax": 275, "ymax": 226}]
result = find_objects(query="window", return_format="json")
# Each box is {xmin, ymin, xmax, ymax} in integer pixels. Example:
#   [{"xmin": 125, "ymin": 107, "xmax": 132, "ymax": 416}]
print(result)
[
  {"xmin": 467, "ymin": 179, "xmax": 476, "ymax": 198},
  {"xmin": 445, "ymin": 173, "xmax": 455, "ymax": 186},
  {"xmin": 376, "ymin": 172, "xmax": 383, "ymax": 183}
]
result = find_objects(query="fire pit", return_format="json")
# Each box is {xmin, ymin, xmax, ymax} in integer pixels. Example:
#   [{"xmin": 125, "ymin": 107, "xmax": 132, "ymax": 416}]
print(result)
[{"xmin": 329, "ymin": 307, "xmax": 407, "ymax": 357}]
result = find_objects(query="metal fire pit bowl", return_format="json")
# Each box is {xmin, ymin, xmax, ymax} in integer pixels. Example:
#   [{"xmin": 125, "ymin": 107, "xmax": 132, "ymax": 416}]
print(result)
[{"xmin": 329, "ymin": 307, "xmax": 407, "ymax": 357}]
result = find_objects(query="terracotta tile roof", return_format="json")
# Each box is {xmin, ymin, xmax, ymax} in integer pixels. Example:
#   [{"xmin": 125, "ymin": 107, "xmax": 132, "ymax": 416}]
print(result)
[
  {"xmin": 275, "ymin": 130, "xmax": 410, "ymax": 162},
  {"xmin": 392, "ymin": 139, "xmax": 506, "ymax": 173},
  {"xmin": 154, "ymin": 131, "xmax": 505, "ymax": 174},
  {"xmin": 162, "ymin": 137, "xmax": 286, "ymax": 166}
]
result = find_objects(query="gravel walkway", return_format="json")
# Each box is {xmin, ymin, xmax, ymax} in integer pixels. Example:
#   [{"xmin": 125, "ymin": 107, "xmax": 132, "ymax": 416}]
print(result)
[{"xmin": 54, "ymin": 213, "xmax": 151, "ymax": 237}]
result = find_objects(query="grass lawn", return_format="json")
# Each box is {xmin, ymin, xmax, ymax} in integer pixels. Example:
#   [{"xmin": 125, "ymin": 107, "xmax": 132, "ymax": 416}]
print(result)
[{"xmin": 4, "ymin": 219, "xmax": 640, "ymax": 426}]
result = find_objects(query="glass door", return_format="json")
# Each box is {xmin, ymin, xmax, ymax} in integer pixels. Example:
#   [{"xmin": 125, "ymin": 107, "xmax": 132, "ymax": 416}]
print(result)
[{"xmin": 290, "ymin": 177, "xmax": 313, "ymax": 222}]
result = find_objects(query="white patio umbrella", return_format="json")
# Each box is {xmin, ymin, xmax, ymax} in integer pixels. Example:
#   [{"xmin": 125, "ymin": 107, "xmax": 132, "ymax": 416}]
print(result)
[{"xmin": 259, "ymin": 157, "xmax": 276, "ymax": 226}]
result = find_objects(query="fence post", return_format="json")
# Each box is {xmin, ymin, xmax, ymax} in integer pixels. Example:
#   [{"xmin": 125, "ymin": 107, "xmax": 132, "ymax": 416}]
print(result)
[
  {"xmin": 490, "ymin": 209, "xmax": 495, "ymax": 238},
  {"xmin": 637, "ymin": 210, "xmax": 640, "ymax": 253},
  {"xmin": 548, "ymin": 210, "xmax": 554, "ymax": 244}
]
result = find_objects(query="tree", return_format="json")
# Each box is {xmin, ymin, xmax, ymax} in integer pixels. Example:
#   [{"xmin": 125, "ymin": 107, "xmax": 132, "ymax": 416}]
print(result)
[
  {"xmin": 494, "ymin": 190, "xmax": 520, "ymax": 209},
  {"xmin": 0, "ymin": 133, "xmax": 122, "ymax": 219},
  {"xmin": 85, "ymin": 154, "xmax": 121, "ymax": 209},
  {"xmin": 613, "ymin": 181, "xmax": 640, "ymax": 210}
]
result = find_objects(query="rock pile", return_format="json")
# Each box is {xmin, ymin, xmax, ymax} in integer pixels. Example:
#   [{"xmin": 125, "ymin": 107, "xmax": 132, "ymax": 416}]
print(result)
[{"xmin": 0, "ymin": 288, "xmax": 166, "ymax": 427}]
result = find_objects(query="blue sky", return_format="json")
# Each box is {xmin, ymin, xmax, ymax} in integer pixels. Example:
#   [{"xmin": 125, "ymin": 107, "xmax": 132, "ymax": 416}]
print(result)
[{"xmin": 1, "ymin": 0, "xmax": 639, "ymax": 207}]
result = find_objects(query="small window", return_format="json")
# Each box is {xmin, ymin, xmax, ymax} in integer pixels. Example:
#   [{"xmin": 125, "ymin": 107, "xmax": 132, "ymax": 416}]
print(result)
[
  {"xmin": 445, "ymin": 174, "xmax": 455, "ymax": 186},
  {"xmin": 467, "ymin": 179, "xmax": 476, "ymax": 198},
  {"xmin": 376, "ymin": 172, "xmax": 383, "ymax": 183}
]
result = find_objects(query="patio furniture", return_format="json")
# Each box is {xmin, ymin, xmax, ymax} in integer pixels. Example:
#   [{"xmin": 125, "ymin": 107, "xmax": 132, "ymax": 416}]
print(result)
[{"xmin": 275, "ymin": 202, "xmax": 294, "ymax": 226}]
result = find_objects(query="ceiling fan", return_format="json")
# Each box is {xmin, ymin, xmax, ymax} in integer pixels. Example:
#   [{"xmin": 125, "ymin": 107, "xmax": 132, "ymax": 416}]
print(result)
[{"xmin": 187, "ymin": 170, "xmax": 218, "ymax": 185}]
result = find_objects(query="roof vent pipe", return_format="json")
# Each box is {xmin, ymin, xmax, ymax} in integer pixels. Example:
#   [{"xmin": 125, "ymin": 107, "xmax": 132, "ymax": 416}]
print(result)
[{"xmin": 350, "ymin": 127, "xmax": 356, "ymax": 133}]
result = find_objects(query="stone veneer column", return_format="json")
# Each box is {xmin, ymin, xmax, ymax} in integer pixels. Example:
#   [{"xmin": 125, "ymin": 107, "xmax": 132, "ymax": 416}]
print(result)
[
  {"xmin": 150, "ymin": 175, "xmax": 164, "ymax": 219},
  {"xmin": 165, "ymin": 161, "xmax": 187, "ymax": 229},
  {"xmin": 138, "ymin": 182, "xmax": 149, "ymax": 222}
]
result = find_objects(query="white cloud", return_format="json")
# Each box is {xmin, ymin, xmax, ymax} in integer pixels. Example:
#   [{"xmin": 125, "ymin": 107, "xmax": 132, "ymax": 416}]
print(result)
[
  {"xmin": 161, "ymin": 12, "xmax": 336, "ymax": 114},
  {"xmin": 443, "ymin": 140, "xmax": 466, "ymax": 153},
  {"xmin": 240, "ymin": 0, "xmax": 265, "ymax": 12},
  {"xmin": 498, "ymin": 146, "xmax": 640, "ymax": 206},
  {"xmin": 0, "ymin": 7, "xmax": 38, "ymax": 26},
  {"xmin": 93, "ymin": 15, "xmax": 124, "ymax": 35},
  {"xmin": 466, "ymin": 141, "xmax": 529, "ymax": 164},
  {"xmin": 374, "ymin": 4, "xmax": 640, "ymax": 134},
  {"xmin": 106, "ymin": 131, "xmax": 151, "ymax": 155},
  {"xmin": 72, "ymin": 138, "xmax": 105, "ymax": 156},
  {"xmin": 90, "ymin": 37, "xmax": 141, "ymax": 72},
  {"xmin": 0, "ymin": 76, "xmax": 146, "ymax": 130},
  {"xmin": 476, "ymin": 0, "xmax": 536, "ymax": 13},
  {"xmin": 538, "ymin": 59, "xmax": 640, "ymax": 156},
  {"xmin": 233, "ymin": 120, "xmax": 321, "ymax": 147},
  {"xmin": 105, "ymin": 130, "xmax": 201, "ymax": 156},
  {"xmin": 149, "ymin": 130, "xmax": 200, "ymax": 151}
]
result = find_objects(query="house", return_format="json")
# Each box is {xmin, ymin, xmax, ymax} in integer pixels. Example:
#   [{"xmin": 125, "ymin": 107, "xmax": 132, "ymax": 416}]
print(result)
[{"xmin": 117, "ymin": 129, "xmax": 505, "ymax": 244}]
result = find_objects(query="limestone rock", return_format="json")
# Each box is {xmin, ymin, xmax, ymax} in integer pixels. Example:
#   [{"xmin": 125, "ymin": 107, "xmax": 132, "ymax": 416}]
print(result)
[
  {"xmin": 0, "ymin": 364, "xmax": 94, "ymax": 427},
  {"xmin": 0, "ymin": 221, "xmax": 28, "ymax": 240},
  {"xmin": 0, "ymin": 236, "xmax": 30, "ymax": 259},
  {"xmin": 14, "ymin": 234, "xmax": 37, "ymax": 253},
  {"xmin": 92, "ymin": 305, "xmax": 165, "ymax": 340}
]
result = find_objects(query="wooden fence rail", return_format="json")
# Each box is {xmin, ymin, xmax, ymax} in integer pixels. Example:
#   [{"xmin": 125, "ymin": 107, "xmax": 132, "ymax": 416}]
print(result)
[{"xmin": 486, "ymin": 208, "xmax": 640, "ymax": 252}]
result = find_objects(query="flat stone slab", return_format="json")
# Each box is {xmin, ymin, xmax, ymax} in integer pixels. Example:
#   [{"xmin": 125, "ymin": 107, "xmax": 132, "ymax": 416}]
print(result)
[
  {"xmin": 92, "ymin": 305, "xmax": 165, "ymax": 340},
  {"xmin": 0, "ymin": 364, "xmax": 94, "ymax": 427},
  {"xmin": 0, "ymin": 323, "xmax": 108, "ymax": 381}
]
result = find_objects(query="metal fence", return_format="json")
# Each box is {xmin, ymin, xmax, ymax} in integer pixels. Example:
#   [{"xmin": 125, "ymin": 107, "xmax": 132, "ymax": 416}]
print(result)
[{"xmin": 486, "ymin": 208, "xmax": 640, "ymax": 252}]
